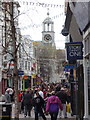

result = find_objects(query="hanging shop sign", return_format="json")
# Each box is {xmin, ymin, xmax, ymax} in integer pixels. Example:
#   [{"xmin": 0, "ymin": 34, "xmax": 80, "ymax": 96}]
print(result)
[
  {"xmin": 64, "ymin": 64, "xmax": 75, "ymax": 69},
  {"xmin": 23, "ymin": 75, "xmax": 28, "ymax": 79},
  {"xmin": 65, "ymin": 42, "xmax": 83, "ymax": 60},
  {"xmin": 18, "ymin": 71, "xmax": 24, "ymax": 75},
  {"xmin": 32, "ymin": 74, "xmax": 36, "ymax": 78}
]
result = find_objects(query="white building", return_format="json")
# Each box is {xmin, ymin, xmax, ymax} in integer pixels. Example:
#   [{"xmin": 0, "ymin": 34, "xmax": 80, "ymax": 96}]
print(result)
[
  {"xmin": 18, "ymin": 35, "xmax": 35, "ymax": 90},
  {"xmin": 0, "ymin": 1, "xmax": 20, "ymax": 93}
]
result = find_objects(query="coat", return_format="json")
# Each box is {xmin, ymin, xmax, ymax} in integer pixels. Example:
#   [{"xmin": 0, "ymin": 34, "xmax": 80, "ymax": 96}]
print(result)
[
  {"xmin": 32, "ymin": 95, "xmax": 45, "ymax": 109},
  {"xmin": 23, "ymin": 92, "xmax": 32, "ymax": 105},
  {"xmin": 56, "ymin": 90, "xmax": 69, "ymax": 104},
  {"xmin": 46, "ymin": 95, "xmax": 63, "ymax": 112}
]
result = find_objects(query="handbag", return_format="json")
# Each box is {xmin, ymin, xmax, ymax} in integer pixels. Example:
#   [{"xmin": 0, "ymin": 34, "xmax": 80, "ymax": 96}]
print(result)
[{"xmin": 66, "ymin": 103, "xmax": 71, "ymax": 113}]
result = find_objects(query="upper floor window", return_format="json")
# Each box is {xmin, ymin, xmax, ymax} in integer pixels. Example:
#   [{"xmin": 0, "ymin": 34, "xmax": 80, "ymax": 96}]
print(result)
[{"xmin": 25, "ymin": 61, "xmax": 27, "ymax": 70}]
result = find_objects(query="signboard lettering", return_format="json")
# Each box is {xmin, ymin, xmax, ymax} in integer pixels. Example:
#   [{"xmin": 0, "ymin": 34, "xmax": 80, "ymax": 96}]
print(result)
[{"xmin": 65, "ymin": 42, "xmax": 83, "ymax": 60}]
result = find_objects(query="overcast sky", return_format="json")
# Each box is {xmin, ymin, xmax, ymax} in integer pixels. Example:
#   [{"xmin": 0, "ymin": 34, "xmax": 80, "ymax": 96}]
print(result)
[{"xmin": 17, "ymin": 0, "xmax": 66, "ymax": 49}]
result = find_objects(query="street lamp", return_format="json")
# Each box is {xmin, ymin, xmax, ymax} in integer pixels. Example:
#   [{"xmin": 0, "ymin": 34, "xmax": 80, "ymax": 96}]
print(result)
[{"xmin": 61, "ymin": 27, "xmax": 69, "ymax": 36}]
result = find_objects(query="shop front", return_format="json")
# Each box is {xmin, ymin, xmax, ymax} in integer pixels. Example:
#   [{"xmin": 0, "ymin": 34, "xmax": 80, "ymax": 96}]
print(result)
[{"xmin": 22, "ymin": 75, "xmax": 31, "ymax": 91}]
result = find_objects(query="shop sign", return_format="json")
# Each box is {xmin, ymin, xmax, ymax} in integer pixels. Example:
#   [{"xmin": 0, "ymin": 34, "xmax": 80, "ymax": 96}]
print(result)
[
  {"xmin": 18, "ymin": 71, "xmax": 24, "ymax": 75},
  {"xmin": 65, "ymin": 42, "xmax": 83, "ymax": 60},
  {"xmin": 32, "ymin": 74, "xmax": 36, "ymax": 78},
  {"xmin": 23, "ymin": 75, "xmax": 28, "ymax": 79},
  {"xmin": 64, "ymin": 64, "xmax": 75, "ymax": 69}
]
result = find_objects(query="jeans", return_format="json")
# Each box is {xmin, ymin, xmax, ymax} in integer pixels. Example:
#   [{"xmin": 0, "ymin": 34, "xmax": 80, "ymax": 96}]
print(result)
[
  {"xmin": 34, "ymin": 107, "xmax": 46, "ymax": 120},
  {"xmin": 50, "ymin": 112, "xmax": 58, "ymax": 120},
  {"xmin": 24, "ymin": 104, "xmax": 32, "ymax": 116},
  {"xmin": 59, "ymin": 104, "xmax": 67, "ymax": 118}
]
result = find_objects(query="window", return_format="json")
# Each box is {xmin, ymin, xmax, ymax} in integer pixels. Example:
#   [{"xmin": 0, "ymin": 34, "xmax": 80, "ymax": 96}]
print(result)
[
  {"xmin": 28, "ymin": 62, "xmax": 30, "ymax": 70},
  {"xmin": 25, "ymin": 61, "xmax": 27, "ymax": 70}
]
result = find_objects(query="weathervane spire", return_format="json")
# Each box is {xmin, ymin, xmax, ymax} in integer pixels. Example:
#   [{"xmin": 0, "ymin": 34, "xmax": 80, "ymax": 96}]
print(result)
[{"xmin": 47, "ymin": 8, "xmax": 49, "ymax": 17}]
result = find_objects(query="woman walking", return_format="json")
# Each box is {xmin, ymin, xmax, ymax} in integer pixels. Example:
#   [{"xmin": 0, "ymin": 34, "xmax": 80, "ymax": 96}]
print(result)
[{"xmin": 46, "ymin": 91, "xmax": 63, "ymax": 120}]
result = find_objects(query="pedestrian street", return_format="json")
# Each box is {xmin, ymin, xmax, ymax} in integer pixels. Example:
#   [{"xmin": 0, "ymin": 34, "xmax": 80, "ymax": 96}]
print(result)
[{"xmin": 18, "ymin": 107, "xmax": 76, "ymax": 120}]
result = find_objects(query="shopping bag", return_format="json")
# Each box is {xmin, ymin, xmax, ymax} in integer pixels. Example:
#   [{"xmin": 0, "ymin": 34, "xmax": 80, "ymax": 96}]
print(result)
[{"xmin": 66, "ymin": 103, "xmax": 71, "ymax": 113}]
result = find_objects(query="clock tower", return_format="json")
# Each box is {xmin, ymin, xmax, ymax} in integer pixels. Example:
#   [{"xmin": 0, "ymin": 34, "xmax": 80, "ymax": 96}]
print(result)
[
  {"xmin": 42, "ymin": 11, "xmax": 55, "ymax": 46},
  {"xmin": 40, "ymin": 11, "xmax": 56, "ymax": 83}
]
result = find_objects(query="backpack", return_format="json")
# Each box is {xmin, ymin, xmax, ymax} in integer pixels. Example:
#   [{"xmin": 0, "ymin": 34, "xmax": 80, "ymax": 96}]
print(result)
[
  {"xmin": 35, "ymin": 98, "xmax": 40, "ymax": 104},
  {"xmin": 49, "ymin": 103, "xmax": 59, "ymax": 113}
]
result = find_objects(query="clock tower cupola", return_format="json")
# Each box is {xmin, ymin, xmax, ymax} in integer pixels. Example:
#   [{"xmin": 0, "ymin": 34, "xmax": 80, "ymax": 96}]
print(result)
[{"xmin": 42, "ymin": 10, "xmax": 55, "ymax": 44}]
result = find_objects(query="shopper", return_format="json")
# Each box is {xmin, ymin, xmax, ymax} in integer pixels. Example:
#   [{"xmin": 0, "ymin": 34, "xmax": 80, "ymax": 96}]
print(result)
[
  {"xmin": 33, "ymin": 91, "xmax": 47, "ymax": 120},
  {"xmin": 56, "ymin": 87, "xmax": 69, "ymax": 118},
  {"xmin": 23, "ymin": 89, "xmax": 33, "ymax": 117},
  {"xmin": 5, "ymin": 90, "xmax": 11, "ymax": 103},
  {"xmin": 46, "ymin": 91, "xmax": 63, "ymax": 120}
]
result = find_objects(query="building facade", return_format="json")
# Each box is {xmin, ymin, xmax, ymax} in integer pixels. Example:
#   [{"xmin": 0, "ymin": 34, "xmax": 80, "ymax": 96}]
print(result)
[
  {"xmin": 0, "ymin": 1, "xmax": 20, "ymax": 93},
  {"xmin": 62, "ymin": 1, "xmax": 90, "ymax": 119}
]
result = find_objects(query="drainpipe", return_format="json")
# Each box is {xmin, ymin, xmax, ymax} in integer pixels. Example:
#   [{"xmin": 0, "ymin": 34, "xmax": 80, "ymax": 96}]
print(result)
[{"xmin": 83, "ymin": 40, "xmax": 89, "ymax": 120}]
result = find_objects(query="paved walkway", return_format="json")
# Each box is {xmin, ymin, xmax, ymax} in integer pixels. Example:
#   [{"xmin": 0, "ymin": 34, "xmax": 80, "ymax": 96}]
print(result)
[
  {"xmin": 11, "ymin": 104, "xmax": 76, "ymax": 120},
  {"xmin": 19, "ymin": 107, "xmax": 76, "ymax": 120}
]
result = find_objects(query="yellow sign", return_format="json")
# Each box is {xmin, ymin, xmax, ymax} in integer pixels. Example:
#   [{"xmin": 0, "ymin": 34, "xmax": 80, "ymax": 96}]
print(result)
[
  {"xmin": 32, "ymin": 41, "xmax": 40, "ymax": 45},
  {"xmin": 32, "ymin": 74, "xmax": 36, "ymax": 78}
]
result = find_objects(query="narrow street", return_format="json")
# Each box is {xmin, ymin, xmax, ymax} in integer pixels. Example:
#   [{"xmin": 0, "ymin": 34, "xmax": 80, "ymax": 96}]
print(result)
[{"xmin": 0, "ymin": 0, "xmax": 90, "ymax": 120}]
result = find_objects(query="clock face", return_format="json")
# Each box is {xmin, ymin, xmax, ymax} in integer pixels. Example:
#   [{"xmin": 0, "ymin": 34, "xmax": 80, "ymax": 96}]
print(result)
[{"xmin": 44, "ymin": 34, "xmax": 52, "ymax": 42}]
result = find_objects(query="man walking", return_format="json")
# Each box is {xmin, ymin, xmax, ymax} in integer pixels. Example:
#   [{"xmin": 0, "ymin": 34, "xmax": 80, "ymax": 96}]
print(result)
[
  {"xmin": 33, "ymin": 92, "xmax": 47, "ymax": 120},
  {"xmin": 56, "ymin": 87, "xmax": 69, "ymax": 118},
  {"xmin": 23, "ymin": 89, "xmax": 33, "ymax": 117}
]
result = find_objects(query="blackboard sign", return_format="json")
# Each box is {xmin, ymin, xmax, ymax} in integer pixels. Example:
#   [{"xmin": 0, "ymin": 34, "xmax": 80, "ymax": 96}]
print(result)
[{"xmin": 65, "ymin": 42, "xmax": 83, "ymax": 60}]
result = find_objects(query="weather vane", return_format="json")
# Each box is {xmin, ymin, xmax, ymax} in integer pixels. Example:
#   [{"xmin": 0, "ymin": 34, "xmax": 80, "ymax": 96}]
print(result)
[{"xmin": 47, "ymin": 8, "xmax": 50, "ymax": 17}]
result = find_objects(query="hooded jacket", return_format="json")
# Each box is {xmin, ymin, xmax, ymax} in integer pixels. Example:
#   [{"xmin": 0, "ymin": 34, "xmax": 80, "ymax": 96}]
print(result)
[{"xmin": 46, "ymin": 95, "xmax": 63, "ymax": 112}]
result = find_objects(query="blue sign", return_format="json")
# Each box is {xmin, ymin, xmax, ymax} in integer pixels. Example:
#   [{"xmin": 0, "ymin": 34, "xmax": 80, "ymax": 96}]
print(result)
[
  {"xmin": 18, "ymin": 71, "xmax": 24, "ymax": 75},
  {"xmin": 64, "ymin": 64, "xmax": 75, "ymax": 69},
  {"xmin": 65, "ymin": 42, "xmax": 83, "ymax": 60}
]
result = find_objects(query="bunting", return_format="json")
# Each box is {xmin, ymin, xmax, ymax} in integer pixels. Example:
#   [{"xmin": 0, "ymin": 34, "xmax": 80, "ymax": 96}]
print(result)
[
  {"xmin": 18, "ymin": 1, "xmax": 64, "ymax": 8},
  {"xmin": 19, "ymin": 12, "xmax": 65, "ymax": 30}
]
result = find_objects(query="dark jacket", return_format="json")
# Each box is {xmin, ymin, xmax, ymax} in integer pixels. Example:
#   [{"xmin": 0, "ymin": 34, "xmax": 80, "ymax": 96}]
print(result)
[
  {"xmin": 32, "ymin": 95, "xmax": 45, "ymax": 110},
  {"xmin": 56, "ymin": 90, "xmax": 69, "ymax": 104},
  {"xmin": 23, "ymin": 92, "xmax": 32, "ymax": 105}
]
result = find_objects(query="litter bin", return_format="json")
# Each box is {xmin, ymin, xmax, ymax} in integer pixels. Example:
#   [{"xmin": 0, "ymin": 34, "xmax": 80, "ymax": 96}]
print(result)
[{"xmin": 0, "ymin": 102, "xmax": 12, "ymax": 120}]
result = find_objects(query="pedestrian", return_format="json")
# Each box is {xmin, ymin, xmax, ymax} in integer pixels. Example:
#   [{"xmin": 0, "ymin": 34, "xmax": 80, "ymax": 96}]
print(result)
[
  {"xmin": 21, "ymin": 91, "xmax": 25, "ymax": 113},
  {"xmin": 5, "ymin": 90, "xmax": 11, "ymax": 103},
  {"xmin": 32, "ymin": 91, "xmax": 47, "ymax": 120},
  {"xmin": 18, "ymin": 90, "xmax": 23, "ymax": 114},
  {"xmin": 38, "ymin": 87, "xmax": 44, "ymax": 98},
  {"xmin": 46, "ymin": 91, "xmax": 63, "ymax": 120},
  {"xmin": 56, "ymin": 87, "xmax": 69, "ymax": 118},
  {"xmin": 23, "ymin": 89, "xmax": 33, "ymax": 117}
]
